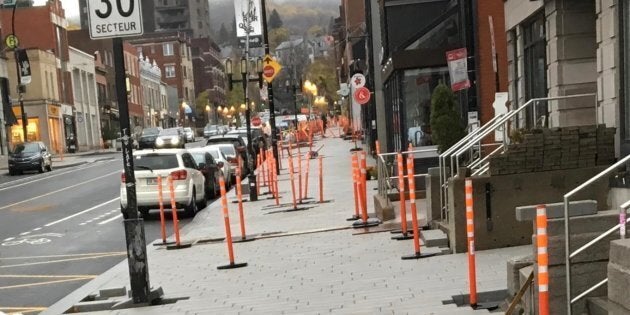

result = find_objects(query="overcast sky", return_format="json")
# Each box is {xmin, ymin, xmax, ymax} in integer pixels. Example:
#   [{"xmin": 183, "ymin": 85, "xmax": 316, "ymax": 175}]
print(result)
[{"xmin": 33, "ymin": 0, "xmax": 79, "ymax": 18}]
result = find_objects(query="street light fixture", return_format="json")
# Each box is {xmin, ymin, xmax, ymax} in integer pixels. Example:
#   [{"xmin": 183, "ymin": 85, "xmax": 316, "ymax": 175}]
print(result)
[{"xmin": 225, "ymin": 56, "xmax": 266, "ymax": 202}]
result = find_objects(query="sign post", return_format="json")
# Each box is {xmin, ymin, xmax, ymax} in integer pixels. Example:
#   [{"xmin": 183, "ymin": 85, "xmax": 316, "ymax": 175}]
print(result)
[{"xmin": 87, "ymin": 0, "xmax": 152, "ymax": 304}]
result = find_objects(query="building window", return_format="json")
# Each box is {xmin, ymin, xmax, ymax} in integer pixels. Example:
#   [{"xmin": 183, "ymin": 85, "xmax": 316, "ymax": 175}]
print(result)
[
  {"xmin": 522, "ymin": 13, "xmax": 547, "ymax": 127},
  {"xmin": 150, "ymin": 45, "xmax": 155, "ymax": 54},
  {"xmin": 163, "ymin": 43, "xmax": 174, "ymax": 56},
  {"xmin": 164, "ymin": 65, "xmax": 176, "ymax": 78}
]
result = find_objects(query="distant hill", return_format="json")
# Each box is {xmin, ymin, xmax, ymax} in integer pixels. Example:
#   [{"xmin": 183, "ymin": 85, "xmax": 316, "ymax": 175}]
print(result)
[{"xmin": 209, "ymin": 0, "xmax": 339, "ymax": 40}]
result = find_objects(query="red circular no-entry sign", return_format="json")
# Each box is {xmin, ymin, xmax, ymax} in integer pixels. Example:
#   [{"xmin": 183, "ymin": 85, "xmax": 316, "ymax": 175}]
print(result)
[
  {"xmin": 353, "ymin": 87, "xmax": 371, "ymax": 105},
  {"xmin": 251, "ymin": 116, "xmax": 262, "ymax": 126},
  {"xmin": 263, "ymin": 65, "xmax": 275, "ymax": 79}
]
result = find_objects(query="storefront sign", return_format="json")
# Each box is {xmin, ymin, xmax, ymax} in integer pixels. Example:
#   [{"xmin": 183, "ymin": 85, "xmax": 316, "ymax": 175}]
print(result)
[
  {"xmin": 446, "ymin": 48, "xmax": 470, "ymax": 92},
  {"xmin": 48, "ymin": 105, "xmax": 60, "ymax": 118}
]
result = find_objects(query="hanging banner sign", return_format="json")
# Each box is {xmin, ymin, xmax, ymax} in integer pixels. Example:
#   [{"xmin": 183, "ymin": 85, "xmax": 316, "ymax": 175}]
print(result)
[
  {"xmin": 446, "ymin": 48, "xmax": 470, "ymax": 92},
  {"xmin": 16, "ymin": 49, "xmax": 31, "ymax": 85},
  {"xmin": 234, "ymin": 0, "xmax": 263, "ymax": 48}
]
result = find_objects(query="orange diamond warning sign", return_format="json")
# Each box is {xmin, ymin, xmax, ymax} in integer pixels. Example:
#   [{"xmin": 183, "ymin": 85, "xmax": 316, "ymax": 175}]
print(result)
[{"xmin": 262, "ymin": 54, "xmax": 282, "ymax": 83}]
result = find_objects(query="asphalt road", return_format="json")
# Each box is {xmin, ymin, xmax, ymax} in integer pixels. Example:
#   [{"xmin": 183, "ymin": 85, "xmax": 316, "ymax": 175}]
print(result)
[{"xmin": 0, "ymin": 140, "xmax": 216, "ymax": 314}]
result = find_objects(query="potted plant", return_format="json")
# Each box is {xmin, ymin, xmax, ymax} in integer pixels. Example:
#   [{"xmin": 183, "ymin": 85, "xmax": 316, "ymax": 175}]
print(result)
[{"xmin": 429, "ymin": 83, "xmax": 466, "ymax": 153}]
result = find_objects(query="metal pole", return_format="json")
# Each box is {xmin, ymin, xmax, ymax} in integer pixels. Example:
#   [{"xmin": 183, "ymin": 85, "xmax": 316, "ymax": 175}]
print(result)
[
  {"xmin": 260, "ymin": 0, "xmax": 280, "ymax": 175},
  {"xmin": 11, "ymin": 4, "xmax": 27, "ymax": 142},
  {"xmin": 113, "ymin": 37, "xmax": 150, "ymax": 303},
  {"xmin": 244, "ymin": 0, "xmax": 257, "ymax": 201}
]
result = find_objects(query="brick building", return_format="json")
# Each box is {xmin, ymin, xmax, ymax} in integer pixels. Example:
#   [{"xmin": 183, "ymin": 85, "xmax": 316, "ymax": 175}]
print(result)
[
  {"xmin": 123, "ymin": 42, "xmax": 143, "ymax": 130},
  {"xmin": 1, "ymin": 0, "xmax": 75, "ymax": 153},
  {"xmin": 128, "ymin": 32, "xmax": 195, "ymax": 126},
  {"xmin": 191, "ymin": 37, "xmax": 227, "ymax": 125}
]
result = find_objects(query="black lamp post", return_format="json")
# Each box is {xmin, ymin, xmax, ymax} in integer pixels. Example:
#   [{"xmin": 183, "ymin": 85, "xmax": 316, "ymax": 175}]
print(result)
[{"xmin": 225, "ymin": 56, "xmax": 263, "ymax": 202}]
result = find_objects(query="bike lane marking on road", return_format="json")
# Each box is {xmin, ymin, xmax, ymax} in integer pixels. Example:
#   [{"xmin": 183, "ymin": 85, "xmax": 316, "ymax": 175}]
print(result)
[
  {"xmin": 0, "ymin": 253, "xmax": 125, "ymax": 268},
  {"xmin": 97, "ymin": 214, "xmax": 123, "ymax": 225},
  {"xmin": 44, "ymin": 197, "xmax": 119, "ymax": 227},
  {"xmin": 0, "ymin": 251, "xmax": 126, "ymax": 260},
  {"xmin": 0, "ymin": 159, "xmax": 117, "ymax": 191},
  {"xmin": 0, "ymin": 277, "xmax": 96, "ymax": 290},
  {"xmin": 0, "ymin": 172, "xmax": 119, "ymax": 211}
]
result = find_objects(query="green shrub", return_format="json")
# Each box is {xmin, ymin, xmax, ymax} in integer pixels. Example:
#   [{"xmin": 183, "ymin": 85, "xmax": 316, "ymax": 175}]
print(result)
[{"xmin": 429, "ymin": 83, "xmax": 466, "ymax": 153}]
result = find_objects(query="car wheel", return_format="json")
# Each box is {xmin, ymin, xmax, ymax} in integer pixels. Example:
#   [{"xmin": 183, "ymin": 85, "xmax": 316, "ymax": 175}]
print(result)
[
  {"xmin": 8, "ymin": 168, "xmax": 16, "ymax": 176},
  {"xmin": 184, "ymin": 189, "xmax": 198, "ymax": 217},
  {"xmin": 196, "ymin": 189, "xmax": 207, "ymax": 211},
  {"xmin": 38, "ymin": 160, "xmax": 46, "ymax": 173}
]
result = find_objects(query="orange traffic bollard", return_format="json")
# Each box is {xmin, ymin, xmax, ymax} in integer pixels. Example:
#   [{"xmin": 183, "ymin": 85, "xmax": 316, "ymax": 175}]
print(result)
[
  {"xmin": 375, "ymin": 140, "xmax": 380, "ymax": 156},
  {"xmin": 318, "ymin": 155, "xmax": 324, "ymax": 203},
  {"xmin": 256, "ymin": 154, "xmax": 261, "ymax": 196},
  {"xmin": 298, "ymin": 152, "xmax": 303, "ymax": 203},
  {"xmin": 465, "ymin": 179, "xmax": 478, "ymax": 307},
  {"xmin": 401, "ymin": 155, "xmax": 435, "ymax": 260},
  {"xmin": 234, "ymin": 163, "xmax": 248, "ymax": 241},
  {"xmin": 166, "ymin": 175, "xmax": 191, "ymax": 249},
  {"xmin": 392, "ymin": 153, "xmax": 412, "ymax": 240},
  {"xmin": 260, "ymin": 148, "xmax": 267, "ymax": 187},
  {"xmin": 304, "ymin": 152, "xmax": 311, "ymax": 200},
  {"xmin": 536, "ymin": 205, "xmax": 549, "ymax": 315},
  {"xmin": 273, "ymin": 155, "xmax": 280, "ymax": 205},
  {"xmin": 288, "ymin": 155, "xmax": 298, "ymax": 210},
  {"xmin": 217, "ymin": 176, "xmax": 247, "ymax": 269},
  {"xmin": 352, "ymin": 151, "xmax": 380, "ymax": 228},
  {"xmin": 267, "ymin": 150, "xmax": 273, "ymax": 195},
  {"xmin": 156, "ymin": 176, "xmax": 173, "ymax": 245},
  {"xmin": 346, "ymin": 153, "xmax": 360, "ymax": 221}
]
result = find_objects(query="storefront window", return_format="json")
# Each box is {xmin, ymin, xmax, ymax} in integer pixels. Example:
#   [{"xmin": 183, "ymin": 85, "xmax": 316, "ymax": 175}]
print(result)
[
  {"xmin": 402, "ymin": 67, "xmax": 449, "ymax": 147},
  {"xmin": 11, "ymin": 118, "xmax": 40, "ymax": 143},
  {"xmin": 523, "ymin": 13, "xmax": 547, "ymax": 127}
]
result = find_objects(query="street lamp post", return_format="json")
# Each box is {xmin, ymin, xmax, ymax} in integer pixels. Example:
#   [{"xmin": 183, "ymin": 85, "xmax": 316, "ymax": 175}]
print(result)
[{"xmin": 225, "ymin": 56, "xmax": 263, "ymax": 202}]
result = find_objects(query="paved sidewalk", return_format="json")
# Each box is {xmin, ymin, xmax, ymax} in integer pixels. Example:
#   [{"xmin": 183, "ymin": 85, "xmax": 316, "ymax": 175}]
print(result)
[
  {"xmin": 45, "ymin": 131, "xmax": 527, "ymax": 314},
  {"xmin": 0, "ymin": 149, "xmax": 118, "ymax": 171}
]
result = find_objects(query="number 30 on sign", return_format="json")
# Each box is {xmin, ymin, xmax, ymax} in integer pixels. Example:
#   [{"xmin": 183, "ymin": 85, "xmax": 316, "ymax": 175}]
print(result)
[{"xmin": 87, "ymin": 0, "xmax": 144, "ymax": 40}]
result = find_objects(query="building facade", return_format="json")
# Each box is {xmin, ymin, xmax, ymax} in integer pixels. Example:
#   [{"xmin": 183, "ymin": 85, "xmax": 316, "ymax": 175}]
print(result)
[
  {"xmin": 128, "ymin": 32, "xmax": 196, "ymax": 126},
  {"xmin": 123, "ymin": 42, "xmax": 143, "ymax": 130},
  {"xmin": 139, "ymin": 53, "xmax": 166, "ymax": 128},
  {"xmin": 191, "ymin": 37, "xmax": 227, "ymax": 126},
  {"xmin": 69, "ymin": 47, "xmax": 101, "ymax": 150}
]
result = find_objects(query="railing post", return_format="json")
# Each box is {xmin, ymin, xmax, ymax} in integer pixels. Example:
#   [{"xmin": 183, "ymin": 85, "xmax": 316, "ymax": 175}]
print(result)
[{"xmin": 620, "ymin": 205, "xmax": 627, "ymax": 239}]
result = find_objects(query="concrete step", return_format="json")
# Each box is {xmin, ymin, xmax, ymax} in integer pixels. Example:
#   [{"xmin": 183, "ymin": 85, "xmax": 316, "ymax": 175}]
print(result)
[
  {"xmin": 586, "ymin": 296, "xmax": 630, "ymax": 315},
  {"xmin": 421, "ymin": 229, "xmax": 449, "ymax": 247}
]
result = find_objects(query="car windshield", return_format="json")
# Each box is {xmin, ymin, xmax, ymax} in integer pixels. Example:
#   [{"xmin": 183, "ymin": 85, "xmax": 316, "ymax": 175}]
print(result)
[
  {"xmin": 134, "ymin": 154, "xmax": 179, "ymax": 170},
  {"xmin": 159, "ymin": 128, "xmax": 179, "ymax": 136},
  {"xmin": 219, "ymin": 145, "xmax": 236, "ymax": 157},
  {"xmin": 141, "ymin": 128, "xmax": 160, "ymax": 136},
  {"xmin": 184, "ymin": 128, "xmax": 192, "ymax": 133},
  {"xmin": 203, "ymin": 149, "xmax": 221, "ymax": 160},
  {"xmin": 12, "ymin": 143, "xmax": 40, "ymax": 154},
  {"xmin": 205, "ymin": 125, "xmax": 218, "ymax": 131}
]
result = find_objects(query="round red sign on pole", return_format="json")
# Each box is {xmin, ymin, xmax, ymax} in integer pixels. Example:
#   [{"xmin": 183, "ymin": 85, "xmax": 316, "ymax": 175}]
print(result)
[
  {"xmin": 263, "ymin": 66, "xmax": 275, "ymax": 79},
  {"xmin": 251, "ymin": 116, "xmax": 262, "ymax": 126},
  {"xmin": 353, "ymin": 87, "xmax": 371, "ymax": 105}
]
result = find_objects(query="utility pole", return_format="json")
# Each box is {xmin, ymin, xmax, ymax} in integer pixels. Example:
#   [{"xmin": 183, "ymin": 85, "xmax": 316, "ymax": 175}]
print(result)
[{"xmin": 260, "ymin": 0, "xmax": 280, "ymax": 174}]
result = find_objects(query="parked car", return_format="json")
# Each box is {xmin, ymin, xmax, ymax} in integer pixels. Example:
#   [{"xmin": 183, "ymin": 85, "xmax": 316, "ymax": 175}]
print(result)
[
  {"xmin": 183, "ymin": 127, "xmax": 195, "ymax": 142},
  {"xmin": 203, "ymin": 125, "xmax": 222, "ymax": 138},
  {"xmin": 227, "ymin": 127, "xmax": 267, "ymax": 156},
  {"xmin": 155, "ymin": 128, "xmax": 185, "ymax": 149},
  {"xmin": 206, "ymin": 135, "xmax": 250, "ymax": 176},
  {"xmin": 8, "ymin": 142, "xmax": 53, "ymax": 175},
  {"xmin": 213, "ymin": 143, "xmax": 241, "ymax": 183},
  {"xmin": 195, "ymin": 145, "xmax": 234, "ymax": 188},
  {"xmin": 138, "ymin": 127, "xmax": 162, "ymax": 149},
  {"xmin": 188, "ymin": 149, "xmax": 222, "ymax": 199},
  {"xmin": 120, "ymin": 149, "xmax": 206, "ymax": 218}
]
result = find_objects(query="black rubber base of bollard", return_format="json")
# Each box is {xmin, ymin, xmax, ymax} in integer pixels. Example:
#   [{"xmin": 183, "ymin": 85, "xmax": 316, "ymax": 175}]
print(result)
[
  {"xmin": 166, "ymin": 242, "xmax": 192, "ymax": 250},
  {"xmin": 346, "ymin": 215, "xmax": 360, "ymax": 221},
  {"xmin": 391, "ymin": 234, "xmax": 414, "ymax": 241},
  {"xmin": 232, "ymin": 236, "xmax": 257, "ymax": 243},
  {"xmin": 352, "ymin": 221, "xmax": 380, "ymax": 229},
  {"xmin": 153, "ymin": 240, "xmax": 177, "ymax": 246},
  {"xmin": 390, "ymin": 229, "xmax": 414, "ymax": 235},
  {"xmin": 401, "ymin": 252, "xmax": 437, "ymax": 260},
  {"xmin": 217, "ymin": 262, "xmax": 248, "ymax": 270}
]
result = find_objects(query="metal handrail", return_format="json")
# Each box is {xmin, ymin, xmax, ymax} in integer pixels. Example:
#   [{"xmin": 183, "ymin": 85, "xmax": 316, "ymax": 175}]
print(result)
[
  {"xmin": 563, "ymin": 154, "xmax": 630, "ymax": 314},
  {"xmin": 378, "ymin": 148, "xmax": 438, "ymax": 205},
  {"xmin": 468, "ymin": 145, "xmax": 503, "ymax": 171},
  {"xmin": 453, "ymin": 94, "xmax": 596, "ymax": 178},
  {"xmin": 571, "ymin": 279, "xmax": 608, "ymax": 305}
]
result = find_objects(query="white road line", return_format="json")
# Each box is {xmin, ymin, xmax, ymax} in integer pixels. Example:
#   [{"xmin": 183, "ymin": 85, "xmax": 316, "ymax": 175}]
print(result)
[
  {"xmin": 0, "ymin": 159, "xmax": 117, "ymax": 192},
  {"xmin": 32, "ymin": 227, "xmax": 42, "ymax": 231},
  {"xmin": 98, "ymin": 214, "xmax": 122, "ymax": 225},
  {"xmin": 19, "ymin": 231, "xmax": 30, "ymax": 236},
  {"xmin": 0, "ymin": 171, "xmax": 119, "ymax": 211},
  {"xmin": 3, "ymin": 237, "xmax": 14, "ymax": 242},
  {"xmin": 44, "ymin": 197, "xmax": 120, "ymax": 227}
]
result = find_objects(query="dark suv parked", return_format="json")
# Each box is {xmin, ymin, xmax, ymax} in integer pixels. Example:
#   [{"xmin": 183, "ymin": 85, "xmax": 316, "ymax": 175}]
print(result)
[
  {"xmin": 8, "ymin": 142, "xmax": 53, "ymax": 175},
  {"xmin": 138, "ymin": 127, "xmax": 162, "ymax": 149}
]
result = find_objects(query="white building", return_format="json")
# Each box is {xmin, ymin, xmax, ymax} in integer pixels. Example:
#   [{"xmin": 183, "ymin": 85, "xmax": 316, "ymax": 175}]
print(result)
[
  {"xmin": 139, "ymin": 53, "xmax": 165, "ymax": 127},
  {"xmin": 69, "ymin": 47, "xmax": 101, "ymax": 150}
]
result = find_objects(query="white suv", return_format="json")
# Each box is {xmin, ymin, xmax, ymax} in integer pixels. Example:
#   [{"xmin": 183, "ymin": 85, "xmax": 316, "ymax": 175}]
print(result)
[{"xmin": 120, "ymin": 149, "xmax": 206, "ymax": 218}]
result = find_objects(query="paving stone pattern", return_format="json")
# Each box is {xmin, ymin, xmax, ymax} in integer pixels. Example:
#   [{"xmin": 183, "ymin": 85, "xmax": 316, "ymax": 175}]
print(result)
[
  {"xmin": 489, "ymin": 125, "xmax": 615, "ymax": 175},
  {"xmin": 47, "ymin": 133, "xmax": 529, "ymax": 315}
]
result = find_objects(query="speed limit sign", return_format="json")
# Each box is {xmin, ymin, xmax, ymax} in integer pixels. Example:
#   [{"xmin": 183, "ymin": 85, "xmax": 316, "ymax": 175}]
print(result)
[{"xmin": 87, "ymin": 0, "xmax": 143, "ymax": 39}]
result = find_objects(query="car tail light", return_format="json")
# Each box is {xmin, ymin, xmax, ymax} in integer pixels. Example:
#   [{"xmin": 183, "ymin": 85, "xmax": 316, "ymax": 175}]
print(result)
[
  {"xmin": 170, "ymin": 169, "xmax": 187, "ymax": 180},
  {"xmin": 121, "ymin": 172, "xmax": 126, "ymax": 183}
]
